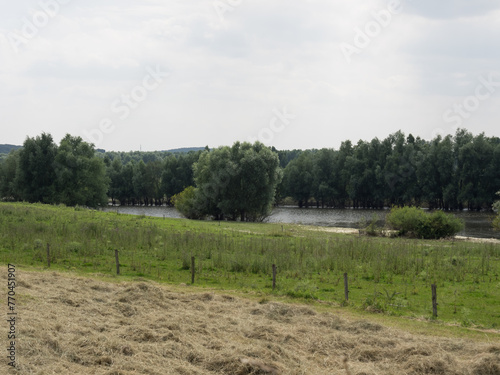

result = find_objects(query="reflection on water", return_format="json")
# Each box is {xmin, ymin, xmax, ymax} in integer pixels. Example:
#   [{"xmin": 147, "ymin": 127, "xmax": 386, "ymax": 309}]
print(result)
[{"xmin": 103, "ymin": 206, "xmax": 500, "ymax": 239}]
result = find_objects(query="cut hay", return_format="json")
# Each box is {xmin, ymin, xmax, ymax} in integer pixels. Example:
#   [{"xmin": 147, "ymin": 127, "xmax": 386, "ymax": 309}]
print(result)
[{"xmin": 5, "ymin": 270, "xmax": 499, "ymax": 375}]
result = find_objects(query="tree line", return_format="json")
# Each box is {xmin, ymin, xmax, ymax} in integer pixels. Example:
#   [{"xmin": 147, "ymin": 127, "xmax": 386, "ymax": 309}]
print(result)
[
  {"xmin": 282, "ymin": 129, "xmax": 500, "ymax": 210},
  {"xmin": 1, "ymin": 129, "xmax": 499, "ymax": 216},
  {"xmin": 0, "ymin": 133, "xmax": 109, "ymax": 207},
  {"xmin": 0, "ymin": 133, "xmax": 203, "ymax": 208}
]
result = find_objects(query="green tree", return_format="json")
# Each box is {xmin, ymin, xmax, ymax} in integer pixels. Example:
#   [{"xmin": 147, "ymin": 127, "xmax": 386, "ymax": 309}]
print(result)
[
  {"xmin": 161, "ymin": 152, "xmax": 200, "ymax": 204},
  {"xmin": 457, "ymin": 133, "xmax": 494, "ymax": 210},
  {"xmin": 345, "ymin": 139, "xmax": 387, "ymax": 208},
  {"xmin": 334, "ymin": 140, "xmax": 353, "ymax": 207},
  {"xmin": 145, "ymin": 160, "xmax": 164, "ymax": 205},
  {"xmin": 192, "ymin": 141, "xmax": 282, "ymax": 221},
  {"xmin": 132, "ymin": 160, "xmax": 148, "ymax": 205},
  {"xmin": 54, "ymin": 134, "xmax": 109, "ymax": 207},
  {"xmin": 418, "ymin": 135, "xmax": 457, "ymax": 209},
  {"xmin": 0, "ymin": 150, "xmax": 21, "ymax": 200},
  {"xmin": 15, "ymin": 133, "xmax": 57, "ymax": 203},
  {"xmin": 117, "ymin": 161, "xmax": 135, "ymax": 205},
  {"xmin": 311, "ymin": 149, "xmax": 337, "ymax": 208},
  {"xmin": 493, "ymin": 191, "xmax": 500, "ymax": 230},
  {"xmin": 383, "ymin": 131, "xmax": 421, "ymax": 206},
  {"xmin": 283, "ymin": 151, "xmax": 314, "ymax": 208},
  {"xmin": 107, "ymin": 158, "xmax": 123, "ymax": 205}
]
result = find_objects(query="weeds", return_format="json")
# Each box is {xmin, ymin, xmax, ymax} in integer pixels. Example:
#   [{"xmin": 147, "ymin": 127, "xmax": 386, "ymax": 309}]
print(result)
[{"xmin": 0, "ymin": 202, "xmax": 499, "ymax": 328}]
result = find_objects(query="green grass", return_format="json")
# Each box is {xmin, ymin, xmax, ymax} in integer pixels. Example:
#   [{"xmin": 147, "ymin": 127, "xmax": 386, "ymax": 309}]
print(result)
[{"xmin": 1, "ymin": 202, "xmax": 499, "ymax": 330}]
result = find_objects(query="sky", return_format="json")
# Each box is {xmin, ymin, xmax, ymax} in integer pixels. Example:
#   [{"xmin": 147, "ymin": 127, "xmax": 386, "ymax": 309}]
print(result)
[{"xmin": 1, "ymin": 0, "xmax": 500, "ymax": 152}]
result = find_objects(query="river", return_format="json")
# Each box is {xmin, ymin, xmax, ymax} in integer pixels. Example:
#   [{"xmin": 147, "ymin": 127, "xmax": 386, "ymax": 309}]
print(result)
[{"xmin": 103, "ymin": 206, "xmax": 500, "ymax": 240}]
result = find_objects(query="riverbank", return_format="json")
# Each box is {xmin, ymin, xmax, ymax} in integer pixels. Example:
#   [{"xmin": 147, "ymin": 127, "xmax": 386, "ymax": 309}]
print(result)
[
  {"xmin": 103, "ymin": 205, "xmax": 500, "ymax": 240},
  {"xmin": 304, "ymin": 225, "xmax": 500, "ymax": 244}
]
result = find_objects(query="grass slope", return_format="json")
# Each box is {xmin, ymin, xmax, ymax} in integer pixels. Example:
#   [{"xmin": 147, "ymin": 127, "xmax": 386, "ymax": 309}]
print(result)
[
  {"xmin": 7, "ymin": 270, "xmax": 500, "ymax": 375},
  {"xmin": 1, "ymin": 202, "xmax": 499, "ymax": 330}
]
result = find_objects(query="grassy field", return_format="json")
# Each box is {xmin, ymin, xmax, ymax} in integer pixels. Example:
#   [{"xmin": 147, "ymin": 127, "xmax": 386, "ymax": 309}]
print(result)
[{"xmin": 1, "ymin": 202, "xmax": 499, "ymax": 330}]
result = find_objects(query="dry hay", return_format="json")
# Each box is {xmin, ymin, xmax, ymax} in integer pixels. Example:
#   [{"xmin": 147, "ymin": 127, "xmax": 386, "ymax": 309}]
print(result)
[{"xmin": 5, "ymin": 270, "xmax": 500, "ymax": 375}]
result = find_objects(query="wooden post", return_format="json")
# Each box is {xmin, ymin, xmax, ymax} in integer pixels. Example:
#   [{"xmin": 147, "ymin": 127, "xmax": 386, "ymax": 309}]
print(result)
[
  {"xmin": 431, "ymin": 284, "xmax": 438, "ymax": 317},
  {"xmin": 191, "ymin": 256, "xmax": 195, "ymax": 284},
  {"xmin": 272, "ymin": 264, "xmax": 277, "ymax": 291},
  {"xmin": 46, "ymin": 243, "xmax": 50, "ymax": 268},
  {"xmin": 115, "ymin": 249, "xmax": 120, "ymax": 275},
  {"xmin": 344, "ymin": 273, "xmax": 349, "ymax": 301}
]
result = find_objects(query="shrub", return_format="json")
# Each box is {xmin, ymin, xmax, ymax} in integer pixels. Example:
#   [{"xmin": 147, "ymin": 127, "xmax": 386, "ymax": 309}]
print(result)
[
  {"xmin": 171, "ymin": 186, "xmax": 204, "ymax": 220},
  {"xmin": 386, "ymin": 206, "xmax": 427, "ymax": 237},
  {"xmin": 361, "ymin": 214, "xmax": 382, "ymax": 236},
  {"xmin": 387, "ymin": 206, "xmax": 463, "ymax": 239}
]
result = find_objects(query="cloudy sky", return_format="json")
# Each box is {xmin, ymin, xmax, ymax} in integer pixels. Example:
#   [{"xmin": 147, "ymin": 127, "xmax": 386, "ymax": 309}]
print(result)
[{"xmin": 1, "ymin": 0, "xmax": 499, "ymax": 151}]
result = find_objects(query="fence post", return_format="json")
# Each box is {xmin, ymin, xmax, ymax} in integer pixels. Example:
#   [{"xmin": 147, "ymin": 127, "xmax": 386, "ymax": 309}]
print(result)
[
  {"xmin": 272, "ymin": 264, "xmax": 277, "ymax": 291},
  {"xmin": 115, "ymin": 249, "xmax": 120, "ymax": 275},
  {"xmin": 191, "ymin": 256, "xmax": 195, "ymax": 284},
  {"xmin": 47, "ymin": 243, "xmax": 50, "ymax": 268},
  {"xmin": 431, "ymin": 284, "xmax": 438, "ymax": 317},
  {"xmin": 344, "ymin": 273, "xmax": 349, "ymax": 301}
]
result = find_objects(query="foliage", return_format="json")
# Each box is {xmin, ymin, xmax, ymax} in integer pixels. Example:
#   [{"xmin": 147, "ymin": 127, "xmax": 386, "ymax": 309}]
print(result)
[
  {"xmin": 171, "ymin": 186, "xmax": 204, "ymax": 219},
  {"xmin": 161, "ymin": 152, "xmax": 199, "ymax": 203},
  {"xmin": 387, "ymin": 206, "xmax": 463, "ymax": 239},
  {"xmin": 15, "ymin": 132, "xmax": 58, "ymax": 203},
  {"xmin": 361, "ymin": 214, "xmax": 382, "ymax": 236},
  {"xmin": 193, "ymin": 141, "xmax": 282, "ymax": 221},
  {"xmin": 54, "ymin": 135, "xmax": 109, "ymax": 207},
  {"xmin": 282, "ymin": 151, "xmax": 314, "ymax": 207},
  {"xmin": 418, "ymin": 210, "xmax": 464, "ymax": 239},
  {"xmin": 279, "ymin": 129, "xmax": 500, "ymax": 210},
  {"xmin": 0, "ymin": 149, "xmax": 20, "ymax": 200},
  {"xmin": 2, "ymin": 129, "xmax": 500, "ymax": 210},
  {"xmin": 100, "ymin": 150, "xmax": 202, "ymax": 206},
  {"xmin": 0, "ymin": 133, "xmax": 108, "ymax": 207}
]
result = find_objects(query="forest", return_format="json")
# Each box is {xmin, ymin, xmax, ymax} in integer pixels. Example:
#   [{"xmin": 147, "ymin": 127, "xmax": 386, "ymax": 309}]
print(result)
[{"xmin": 0, "ymin": 129, "xmax": 499, "ymax": 216}]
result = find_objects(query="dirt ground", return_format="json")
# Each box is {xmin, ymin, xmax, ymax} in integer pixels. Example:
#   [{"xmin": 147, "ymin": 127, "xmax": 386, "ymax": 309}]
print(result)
[{"xmin": 5, "ymin": 270, "xmax": 500, "ymax": 375}]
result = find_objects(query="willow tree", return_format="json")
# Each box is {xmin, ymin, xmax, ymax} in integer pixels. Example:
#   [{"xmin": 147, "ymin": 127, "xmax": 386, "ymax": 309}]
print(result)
[
  {"xmin": 54, "ymin": 134, "xmax": 109, "ymax": 207},
  {"xmin": 15, "ymin": 133, "xmax": 58, "ymax": 203},
  {"xmin": 180, "ymin": 141, "xmax": 282, "ymax": 221}
]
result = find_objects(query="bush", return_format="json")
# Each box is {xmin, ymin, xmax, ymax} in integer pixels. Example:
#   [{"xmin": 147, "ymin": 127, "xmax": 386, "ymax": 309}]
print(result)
[
  {"xmin": 387, "ymin": 206, "xmax": 463, "ymax": 239},
  {"xmin": 171, "ymin": 186, "xmax": 204, "ymax": 220},
  {"xmin": 386, "ymin": 206, "xmax": 427, "ymax": 237},
  {"xmin": 361, "ymin": 214, "xmax": 382, "ymax": 236}
]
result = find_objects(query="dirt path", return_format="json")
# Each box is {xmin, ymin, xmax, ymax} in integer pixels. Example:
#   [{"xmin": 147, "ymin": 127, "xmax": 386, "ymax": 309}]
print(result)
[{"xmin": 6, "ymin": 270, "xmax": 500, "ymax": 375}]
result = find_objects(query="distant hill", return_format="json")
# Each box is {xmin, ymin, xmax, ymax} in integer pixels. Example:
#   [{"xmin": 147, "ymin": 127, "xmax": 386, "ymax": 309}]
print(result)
[
  {"xmin": 165, "ymin": 147, "xmax": 206, "ymax": 153},
  {"xmin": 0, "ymin": 144, "xmax": 21, "ymax": 154}
]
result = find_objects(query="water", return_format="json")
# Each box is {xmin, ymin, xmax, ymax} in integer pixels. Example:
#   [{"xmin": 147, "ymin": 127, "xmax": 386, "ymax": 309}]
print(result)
[
  {"xmin": 266, "ymin": 207, "xmax": 499, "ymax": 239},
  {"xmin": 103, "ymin": 206, "xmax": 500, "ymax": 239}
]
